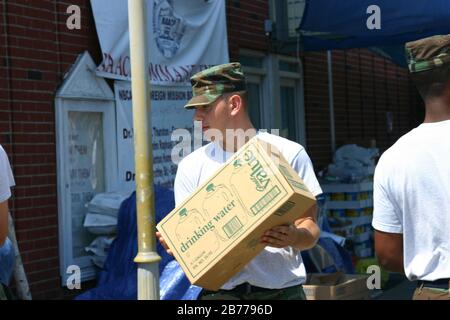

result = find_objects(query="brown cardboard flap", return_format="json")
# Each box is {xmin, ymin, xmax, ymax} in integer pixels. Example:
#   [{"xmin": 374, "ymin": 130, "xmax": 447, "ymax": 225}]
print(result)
[
  {"xmin": 307, "ymin": 271, "xmax": 345, "ymax": 285},
  {"xmin": 303, "ymin": 273, "xmax": 370, "ymax": 300}
]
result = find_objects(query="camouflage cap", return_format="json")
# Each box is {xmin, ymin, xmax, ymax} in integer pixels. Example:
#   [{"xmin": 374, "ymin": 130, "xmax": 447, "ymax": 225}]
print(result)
[
  {"xmin": 184, "ymin": 62, "xmax": 246, "ymax": 109},
  {"xmin": 405, "ymin": 34, "xmax": 450, "ymax": 73}
]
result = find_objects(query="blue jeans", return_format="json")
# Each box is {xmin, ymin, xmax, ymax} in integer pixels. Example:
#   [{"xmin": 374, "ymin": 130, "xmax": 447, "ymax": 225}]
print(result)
[{"xmin": 0, "ymin": 238, "xmax": 15, "ymax": 285}]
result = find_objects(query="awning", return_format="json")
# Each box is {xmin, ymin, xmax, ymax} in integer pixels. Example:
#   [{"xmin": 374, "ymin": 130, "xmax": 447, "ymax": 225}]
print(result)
[
  {"xmin": 294, "ymin": 0, "xmax": 450, "ymax": 151},
  {"xmin": 299, "ymin": 0, "xmax": 450, "ymax": 51}
]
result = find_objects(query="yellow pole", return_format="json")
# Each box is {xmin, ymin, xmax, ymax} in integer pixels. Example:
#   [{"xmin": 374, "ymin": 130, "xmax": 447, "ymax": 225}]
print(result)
[{"xmin": 128, "ymin": 0, "xmax": 161, "ymax": 300}]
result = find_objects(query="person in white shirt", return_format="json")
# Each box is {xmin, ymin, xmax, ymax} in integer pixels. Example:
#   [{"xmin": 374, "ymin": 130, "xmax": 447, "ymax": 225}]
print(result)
[
  {"xmin": 372, "ymin": 34, "xmax": 450, "ymax": 300},
  {"xmin": 0, "ymin": 144, "xmax": 15, "ymax": 246},
  {"xmin": 157, "ymin": 62, "xmax": 322, "ymax": 300},
  {"xmin": 0, "ymin": 144, "xmax": 16, "ymax": 300}
]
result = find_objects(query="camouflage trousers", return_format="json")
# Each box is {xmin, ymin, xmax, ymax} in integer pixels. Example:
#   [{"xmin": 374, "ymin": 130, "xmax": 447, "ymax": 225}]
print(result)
[
  {"xmin": 199, "ymin": 283, "xmax": 307, "ymax": 300},
  {"xmin": 413, "ymin": 280, "xmax": 450, "ymax": 300}
]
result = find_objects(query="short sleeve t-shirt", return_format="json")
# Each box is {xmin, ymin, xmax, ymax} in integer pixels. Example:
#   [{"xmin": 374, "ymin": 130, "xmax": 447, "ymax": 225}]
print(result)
[
  {"xmin": 174, "ymin": 132, "xmax": 322, "ymax": 289},
  {"xmin": 0, "ymin": 145, "xmax": 15, "ymax": 202},
  {"xmin": 372, "ymin": 120, "xmax": 450, "ymax": 281}
]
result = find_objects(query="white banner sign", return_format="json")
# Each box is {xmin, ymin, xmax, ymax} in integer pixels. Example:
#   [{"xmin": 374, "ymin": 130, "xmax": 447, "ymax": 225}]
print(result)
[
  {"xmin": 91, "ymin": 0, "xmax": 229, "ymax": 85},
  {"xmin": 92, "ymin": 0, "xmax": 229, "ymax": 191},
  {"xmin": 115, "ymin": 81, "xmax": 195, "ymax": 191}
]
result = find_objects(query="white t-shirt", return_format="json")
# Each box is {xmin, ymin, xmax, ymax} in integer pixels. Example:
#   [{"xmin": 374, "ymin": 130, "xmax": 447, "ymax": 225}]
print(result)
[
  {"xmin": 0, "ymin": 145, "xmax": 15, "ymax": 202},
  {"xmin": 372, "ymin": 120, "xmax": 450, "ymax": 281},
  {"xmin": 174, "ymin": 132, "xmax": 322, "ymax": 289}
]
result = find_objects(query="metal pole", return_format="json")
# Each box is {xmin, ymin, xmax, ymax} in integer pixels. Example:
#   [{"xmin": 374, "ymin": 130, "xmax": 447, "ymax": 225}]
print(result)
[
  {"xmin": 327, "ymin": 50, "xmax": 336, "ymax": 154},
  {"xmin": 128, "ymin": 0, "xmax": 161, "ymax": 300}
]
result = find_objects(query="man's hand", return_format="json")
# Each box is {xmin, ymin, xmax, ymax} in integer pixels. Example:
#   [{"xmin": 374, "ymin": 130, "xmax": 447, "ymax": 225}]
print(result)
[
  {"xmin": 262, "ymin": 203, "xmax": 321, "ymax": 250},
  {"xmin": 261, "ymin": 224, "xmax": 299, "ymax": 248},
  {"xmin": 156, "ymin": 231, "xmax": 173, "ymax": 256}
]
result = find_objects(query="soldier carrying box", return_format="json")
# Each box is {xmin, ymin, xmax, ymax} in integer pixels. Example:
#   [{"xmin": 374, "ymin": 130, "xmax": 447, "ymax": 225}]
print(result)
[{"xmin": 157, "ymin": 62, "xmax": 323, "ymax": 300}]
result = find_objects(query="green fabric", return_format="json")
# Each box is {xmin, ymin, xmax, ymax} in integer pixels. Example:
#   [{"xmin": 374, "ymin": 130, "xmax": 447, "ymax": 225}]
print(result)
[
  {"xmin": 0, "ymin": 283, "xmax": 14, "ymax": 300},
  {"xmin": 199, "ymin": 284, "xmax": 307, "ymax": 300},
  {"xmin": 185, "ymin": 62, "xmax": 246, "ymax": 109},
  {"xmin": 405, "ymin": 34, "xmax": 450, "ymax": 73}
]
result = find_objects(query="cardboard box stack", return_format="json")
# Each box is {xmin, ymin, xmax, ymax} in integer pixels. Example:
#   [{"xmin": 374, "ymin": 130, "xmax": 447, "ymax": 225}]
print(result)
[
  {"xmin": 157, "ymin": 137, "xmax": 317, "ymax": 290},
  {"xmin": 322, "ymin": 181, "xmax": 374, "ymax": 260}
]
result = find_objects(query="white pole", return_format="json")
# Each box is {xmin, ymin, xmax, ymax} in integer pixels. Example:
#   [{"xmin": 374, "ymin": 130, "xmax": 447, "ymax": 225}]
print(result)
[{"xmin": 327, "ymin": 50, "xmax": 336, "ymax": 154}]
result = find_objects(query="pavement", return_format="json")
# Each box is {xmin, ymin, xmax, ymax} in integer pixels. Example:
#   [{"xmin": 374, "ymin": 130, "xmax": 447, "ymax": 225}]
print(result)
[{"xmin": 373, "ymin": 273, "xmax": 417, "ymax": 300}]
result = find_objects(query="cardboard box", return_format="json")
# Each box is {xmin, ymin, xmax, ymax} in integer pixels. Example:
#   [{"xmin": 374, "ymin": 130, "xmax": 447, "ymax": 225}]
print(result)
[
  {"xmin": 325, "ymin": 199, "xmax": 373, "ymax": 210},
  {"xmin": 321, "ymin": 181, "xmax": 374, "ymax": 193},
  {"xmin": 303, "ymin": 272, "xmax": 371, "ymax": 300},
  {"xmin": 156, "ymin": 137, "xmax": 316, "ymax": 290}
]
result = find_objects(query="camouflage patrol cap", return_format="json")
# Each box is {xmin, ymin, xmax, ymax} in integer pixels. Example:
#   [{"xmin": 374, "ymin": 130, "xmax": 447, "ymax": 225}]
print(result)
[
  {"xmin": 405, "ymin": 34, "xmax": 450, "ymax": 73},
  {"xmin": 184, "ymin": 62, "xmax": 246, "ymax": 109}
]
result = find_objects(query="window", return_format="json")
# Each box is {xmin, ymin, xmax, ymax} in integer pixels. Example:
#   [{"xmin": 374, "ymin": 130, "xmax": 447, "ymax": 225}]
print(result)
[
  {"xmin": 246, "ymin": 78, "xmax": 263, "ymax": 129},
  {"xmin": 68, "ymin": 111, "xmax": 106, "ymax": 259},
  {"xmin": 240, "ymin": 51, "xmax": 305, "ymax": 145},
  {"xmin": 240, "ymin": 52, "xmax": 268, "ymax": 130},
  {"xmin": 280, "ymin": 82, "xmax": 296, "ymax": 139},
  {"xmin": 277, "ymin": 56, "xmax": 305, "ymax": 145}
]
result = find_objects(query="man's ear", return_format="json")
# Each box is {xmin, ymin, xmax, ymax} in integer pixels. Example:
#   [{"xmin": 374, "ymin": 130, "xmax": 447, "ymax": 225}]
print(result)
[{"xmin": 229, "ymin": 94, "xmax": 243, "ymax": 116}]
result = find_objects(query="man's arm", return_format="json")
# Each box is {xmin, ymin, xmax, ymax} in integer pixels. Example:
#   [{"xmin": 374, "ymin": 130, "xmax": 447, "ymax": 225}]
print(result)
[
  {"xmin": 374, "ymin": 230, "xmax": 404, "ymax": 273},
  {"xmin": 0, "ymin": 200, "xmax": 8, "ymax": 246},
  {"xmin": 261, "ymin": 204, "xmax": 320, "ymax": 251}
]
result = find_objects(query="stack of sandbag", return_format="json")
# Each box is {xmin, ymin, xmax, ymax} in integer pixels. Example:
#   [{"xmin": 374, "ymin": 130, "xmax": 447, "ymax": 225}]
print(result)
[
  {"xmin": 325, "ymin": 144, "xmax": 379, "ymax": 183},
  {"xmin": 84, "ymin": 236, "xmax": 116, "ymax": 268},
  {"xmin": 83, "ymin": 191, "xmax": 131, "ymax": 268}
]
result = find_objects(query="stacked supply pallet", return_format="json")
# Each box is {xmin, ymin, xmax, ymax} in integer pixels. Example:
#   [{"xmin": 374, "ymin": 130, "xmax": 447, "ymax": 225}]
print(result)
[{"xmin": 322, "ymin": 181, "xmax": 374, "ymax": 259}]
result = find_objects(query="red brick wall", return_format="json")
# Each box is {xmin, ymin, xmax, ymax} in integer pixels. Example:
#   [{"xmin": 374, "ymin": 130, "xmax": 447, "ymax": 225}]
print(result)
[
  {"xmin": 225, "ymin": 0, "xmax": 424, "ymax": 170},
  {"xmin": 303, "ymin": 49, "xmax": 424, "ymax": 170},
  {"xmin": 0, "ymin": 0, "xmax": 100, "ymax": 299},
  {"xmin": 226, "ymin": 0, "xmax": 269, "ymax": 60}
]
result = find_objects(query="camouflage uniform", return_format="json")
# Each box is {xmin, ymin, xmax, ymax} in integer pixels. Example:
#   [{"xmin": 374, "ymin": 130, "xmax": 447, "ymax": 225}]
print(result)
[
  {"xmin": 199, "ymin": 283, "xmax": 307, "ymax": 300},
  {"xmin": 405, "ymin": 34, "xmax": 450, "ymax": 73},
  {"xmin": 184, "ymin": 62, "xmax": 246, "ymax": 109}
]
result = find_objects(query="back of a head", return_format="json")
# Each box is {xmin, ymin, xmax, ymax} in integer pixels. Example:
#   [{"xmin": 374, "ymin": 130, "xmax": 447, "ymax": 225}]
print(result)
[{"xmin": 405, "ymin": 34, "xmax": 450, "ymax": 100}]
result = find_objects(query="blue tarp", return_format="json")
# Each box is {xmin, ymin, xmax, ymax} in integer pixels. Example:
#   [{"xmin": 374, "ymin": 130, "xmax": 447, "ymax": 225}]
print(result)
[
  {"xmin": 299, "ymin": 0, "xmax": 450, "ymax": 51},
  {"xmin": 0, "ymin": 238, "xmax": 15, "ymax": 286},
  {"xmin": 302, "ymin": 198, "xmax": 355, "ymax": 275},
  {"xmin": 76, "ymin": 186, "xmax": 201, "ymax": 300}
]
